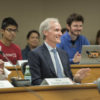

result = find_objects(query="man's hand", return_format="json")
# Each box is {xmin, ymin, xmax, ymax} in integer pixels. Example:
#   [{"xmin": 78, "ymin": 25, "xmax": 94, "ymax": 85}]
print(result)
[
  {"xmin": 73, "ymin": 52, "xmax": 81, "ymax": 63},
  {"xmin": 74, "ymin": 68, "xmax": 91, "ymax": 83}
]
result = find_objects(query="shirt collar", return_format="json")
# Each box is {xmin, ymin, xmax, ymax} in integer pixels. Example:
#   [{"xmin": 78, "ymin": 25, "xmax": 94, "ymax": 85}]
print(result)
[{"xmin": 44, "ymin": 42, "xmax": 56, "ymax": 52}]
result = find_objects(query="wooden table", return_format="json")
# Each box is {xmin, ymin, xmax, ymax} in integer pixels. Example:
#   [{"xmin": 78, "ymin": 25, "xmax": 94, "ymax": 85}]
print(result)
[
  {"xmin": 0, "ymin": 84, "xmax": 100, "ymax": 100},
  {"xmin": 71, "ymin": 64, "xmax": 100, "ymax": 83},
  {"xmin": 6, "ymin": 64, "xmax": 100, "ymax": 83},
  {"xmin": 6, "ymin": 66, "xmax": 24, "ymax": 81}
]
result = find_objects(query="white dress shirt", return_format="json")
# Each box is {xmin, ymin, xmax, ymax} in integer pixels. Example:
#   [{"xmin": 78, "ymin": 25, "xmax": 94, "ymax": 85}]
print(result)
[{"xmin": 44, "ymin": 42, "xmax": 66, "ymax": 77}]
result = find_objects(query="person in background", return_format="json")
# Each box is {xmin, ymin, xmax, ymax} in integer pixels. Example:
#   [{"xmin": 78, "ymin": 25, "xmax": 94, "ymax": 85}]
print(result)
[
  {"xmin": 22, "ymin": 30, "xmax": 40, "ymax": 60},
  {"xmin": 57, "ymin": 13, "xmax": 90, "ymax": 64},
  {"xmin": 0, "ymin": 59, "xmax": 11, "ymax": 80},
  {"xmin": 95, "ymin": 30, "xmax": 100, "ymax": 45},
  {"xmin": 61, "ymin": 28, "xmax": 68, "ymax": 34},
  {"xmin": 28, "ymin": 18, "xmax": 90, "ymax": 85},
  {"xmin": 0, "ymin": 17, "xmax": 22, "ymax": 65}
]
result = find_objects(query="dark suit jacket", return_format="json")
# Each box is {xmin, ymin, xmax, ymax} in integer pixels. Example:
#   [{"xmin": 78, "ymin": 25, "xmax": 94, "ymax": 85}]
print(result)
[
  {"xmin": 28, "ymin": 43, "xmax": 73, "ymax": 85},
  {"xmin": 22, "ymin": 45, "xmax": 31, "ymax": 60}
]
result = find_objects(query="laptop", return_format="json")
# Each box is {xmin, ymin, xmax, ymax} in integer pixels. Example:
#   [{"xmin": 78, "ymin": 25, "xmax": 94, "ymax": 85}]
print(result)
[{"xmin": 79, "ymin": 45, "xmax": 100, "ymax": 64}]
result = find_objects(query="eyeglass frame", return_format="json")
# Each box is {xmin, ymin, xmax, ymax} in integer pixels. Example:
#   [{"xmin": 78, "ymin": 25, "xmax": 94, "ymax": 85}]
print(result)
[{"xmin": 5, "ymin": 28, "xmax": 18, "ymax": 33}]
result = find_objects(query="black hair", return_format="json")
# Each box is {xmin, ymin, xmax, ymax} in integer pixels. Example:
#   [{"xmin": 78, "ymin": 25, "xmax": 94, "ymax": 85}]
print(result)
[
  {"xmin": 95, "ymin": 30, "xmax": 100, "ymax": 45},
  {"xmin": 66, "ymin": 13, "xmax": 84, "ymax": 26},
  {"xmin": 61, "ymin": 28, "xmax": 69, "ymax": 34},
  {"xmin": 1, "ymin": 17, "xmax": 18, "ymax": 30},
  {"xmin": 27, "ymin": 30, "xmax": 40, "ymax": 39}
]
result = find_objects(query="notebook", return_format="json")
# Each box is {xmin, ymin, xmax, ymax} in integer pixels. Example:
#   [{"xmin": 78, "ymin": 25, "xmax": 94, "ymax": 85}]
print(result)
[{"xmin": 79, "ymin": 45, "xmax": 100, "ymax": 64}]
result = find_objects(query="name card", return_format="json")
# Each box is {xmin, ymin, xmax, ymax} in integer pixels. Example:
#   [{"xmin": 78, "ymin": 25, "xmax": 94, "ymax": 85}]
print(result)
[{"xmin": 41, "ymin": 78, "xmax": 74, "ymax": 86}]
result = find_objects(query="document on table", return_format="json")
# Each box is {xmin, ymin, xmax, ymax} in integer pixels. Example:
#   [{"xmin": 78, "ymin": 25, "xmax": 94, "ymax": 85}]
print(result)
[{"xmin": 0, "ymin": 80, "xmax": 14, "ymax": 88}]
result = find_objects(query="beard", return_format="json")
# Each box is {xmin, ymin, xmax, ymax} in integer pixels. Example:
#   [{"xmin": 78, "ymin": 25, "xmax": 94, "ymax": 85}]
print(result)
[{"xmin": 70, "ymin": 30, "xmax": 81, "ymax": 37}]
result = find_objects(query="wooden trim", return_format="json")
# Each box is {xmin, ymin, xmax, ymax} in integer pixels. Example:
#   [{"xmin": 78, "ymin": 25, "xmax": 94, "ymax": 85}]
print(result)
[
  {"xmin": 71, "ymin": 64, "xmax": 100, "ymax": 68},
  {"xmin": 0, "ymin": 84, "xmax": 97, "ymax": 93}
]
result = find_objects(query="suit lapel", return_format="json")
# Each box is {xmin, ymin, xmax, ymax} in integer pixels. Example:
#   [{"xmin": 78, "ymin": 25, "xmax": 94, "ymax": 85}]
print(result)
[{"xmin": 42, "ymin": 44, "xmax": 57, "ymax": 76}]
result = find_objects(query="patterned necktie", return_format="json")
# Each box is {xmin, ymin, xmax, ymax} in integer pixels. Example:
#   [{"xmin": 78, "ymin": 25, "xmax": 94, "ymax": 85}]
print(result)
[{"xmin": 52, "ymin": 49, "xmax": 63, "ymax": 78}]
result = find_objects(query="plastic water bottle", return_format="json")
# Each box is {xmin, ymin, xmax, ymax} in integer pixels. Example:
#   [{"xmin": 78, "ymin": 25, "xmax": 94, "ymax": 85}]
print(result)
[{"xmin": 24, "ymin": 65, "xmax": 31, "ymax": 81}]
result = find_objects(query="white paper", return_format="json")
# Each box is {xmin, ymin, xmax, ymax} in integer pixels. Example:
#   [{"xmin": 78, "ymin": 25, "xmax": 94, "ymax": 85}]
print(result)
[
  {"xmin": 4, "ymin": 68, "xmax": 11, "ymax": 78},
  {"xmin": 4, "ymin": 62, "xmax": 13, "ymax": 66},
  {"xmin": 0, "ymin": 80, "xmax": 14, "ymax": 88}
]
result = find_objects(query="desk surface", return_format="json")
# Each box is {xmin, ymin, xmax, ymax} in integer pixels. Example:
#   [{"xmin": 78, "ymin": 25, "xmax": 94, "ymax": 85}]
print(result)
[
  {"xmin": 0, "ymin": 84, "xmax": 100, "ymax": 100},
  {"xmin": 6, "ymin": 66, "xmax": 24, "ymax": 81},
  {"xmin": 70, "ymin": 64, "xmax": 100, "ymax": 83},
  {"xmin": 6, "ymin": 64, "xmax": 100, "ymax": 83},
  {"xmin": 6, "ymin": 66, "xmax": 21, "ymax": 70}
]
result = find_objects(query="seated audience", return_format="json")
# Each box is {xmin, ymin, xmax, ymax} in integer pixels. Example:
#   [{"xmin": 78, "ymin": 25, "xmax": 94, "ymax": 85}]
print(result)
[
  {"xmin": 22, "ymin": 30, "xmax": 40, "ymax": 60},
  {"xmin": 57, "ymin": 13, "xmax": 90, "ymax": 64},
  {"xmin": 95, "ymin": 30, "xmax": 100, "ymax": 45},
  {"xmin": 0, "ymin": 59, "xmax": 11, "ymax": 80},
  {"xmin": 0, "ymin": 17, "xmax": 22, "ymax": 65},
  {"xmin": 61, "ymin": 28, "xmax": 68, "ymax": 34},
  {"xmin": 28, "ymin": 18, "xmax": 90, "ymax": 85}
]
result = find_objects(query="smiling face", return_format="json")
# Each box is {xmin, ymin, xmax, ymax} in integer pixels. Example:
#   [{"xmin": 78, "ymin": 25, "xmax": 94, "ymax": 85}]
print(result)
[
  {"xmin": 1, "ymin": 25, "xmax": 17, "ymax": 42},
  {"xmin": 27, "ymin": 32, "xmax": 40, "ymax": 49},
  {"xmin": 44, "ymin": 21, "xmax": 62, "ymax": 48},
  {"xmin": 68, "ymin": 21, "xmax": 83, "ymax": 37}
]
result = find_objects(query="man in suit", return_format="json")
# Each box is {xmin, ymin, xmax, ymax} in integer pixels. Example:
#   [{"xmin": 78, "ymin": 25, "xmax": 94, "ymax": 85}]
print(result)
[{"xmin": 28, "ymin": 18, "xmax": 90, "ymax": 85}]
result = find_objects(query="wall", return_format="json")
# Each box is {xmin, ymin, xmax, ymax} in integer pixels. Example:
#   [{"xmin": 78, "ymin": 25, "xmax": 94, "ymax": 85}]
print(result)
[{"xmin": 0, "ymin": 0, "xmax": 99, "ymax": 48}]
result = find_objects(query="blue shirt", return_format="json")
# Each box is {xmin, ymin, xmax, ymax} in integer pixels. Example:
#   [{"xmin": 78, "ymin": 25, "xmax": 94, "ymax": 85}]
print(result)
[{"xmin": 56, "ymin": 31, "xmax": 90, "ymax": 64}]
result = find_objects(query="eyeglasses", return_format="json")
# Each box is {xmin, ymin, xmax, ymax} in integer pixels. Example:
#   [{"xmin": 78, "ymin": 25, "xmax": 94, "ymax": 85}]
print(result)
[{"xmin": 5, "ymin": 28, "xmax": 18, "ymax": 33}]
